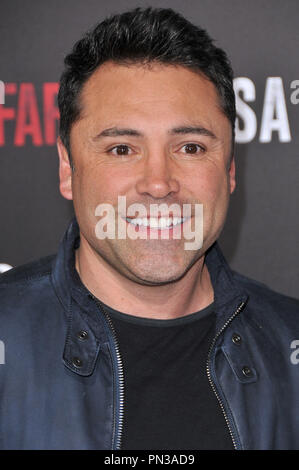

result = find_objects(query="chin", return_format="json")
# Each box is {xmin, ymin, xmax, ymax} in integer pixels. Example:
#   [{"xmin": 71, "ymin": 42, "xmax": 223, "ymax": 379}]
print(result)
[{"xmin": 126, "ymin": 260, "xmax": 190, "ymax": 286}]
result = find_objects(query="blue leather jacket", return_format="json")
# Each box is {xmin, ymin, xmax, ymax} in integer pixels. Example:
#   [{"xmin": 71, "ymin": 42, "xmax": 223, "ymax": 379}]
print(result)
[{"xmin": 0, "ymin": 218, "xmax": 298, "ymax": 450}]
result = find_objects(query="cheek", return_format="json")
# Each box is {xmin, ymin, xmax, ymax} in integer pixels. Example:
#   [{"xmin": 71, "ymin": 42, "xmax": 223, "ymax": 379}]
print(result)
[
  {"xmin": 72, "ymin": 169, "xmax": 102, "ymax": 221},
  {"xmin": 191, "ymin": 167, "xmax": 229, "ymax": 204},
  {"xmin": 72, "ymin": 165, "xmax": 130, "ymax": 220},
  {"xmin": 209, "ymin": 176, "xmax": 230, "ymax": 205},
  {"xmin": 192, "ymin": 169, "xmax": 230, "ymax": 234}
]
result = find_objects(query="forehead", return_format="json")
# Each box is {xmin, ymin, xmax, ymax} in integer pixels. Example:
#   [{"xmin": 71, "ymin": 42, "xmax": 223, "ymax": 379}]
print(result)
[{"xmin": 77, "ymin": 61, "xmax": 230, "ymax": 135}]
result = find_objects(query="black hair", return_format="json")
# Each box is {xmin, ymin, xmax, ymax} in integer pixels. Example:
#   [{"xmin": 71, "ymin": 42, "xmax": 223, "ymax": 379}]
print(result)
[{"xmin": 58, "ymin": 7, "xmax": 235, "ymax": 164}]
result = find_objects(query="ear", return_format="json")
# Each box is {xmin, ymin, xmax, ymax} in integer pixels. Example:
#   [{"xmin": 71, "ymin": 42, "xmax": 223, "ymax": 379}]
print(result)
[
  {"xmin": 57, "ymin": 137, "xmax": 73, "ymax": 200},
  {"xmin": 228, "ymin": 155, "xmax": 236, "ymax": 194}
]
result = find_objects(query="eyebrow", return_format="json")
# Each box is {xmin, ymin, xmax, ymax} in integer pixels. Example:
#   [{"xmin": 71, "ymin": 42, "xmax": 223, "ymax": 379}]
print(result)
[
  {"xmin": 95, "ymin": 127, "xmax": 142, "ymax": 138},
  {"xmin": 93, "ymin": 125, "xmax": 217, "ymax": 140},
  {"xmin": 169, "ymin": 126, "xmax": 216, "ymax": 139}
]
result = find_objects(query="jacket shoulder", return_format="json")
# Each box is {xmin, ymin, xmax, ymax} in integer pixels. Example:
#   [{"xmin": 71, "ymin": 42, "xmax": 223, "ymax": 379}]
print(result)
[
  {"xmin": 0, "ymin": 254, "xmax": 64, "ymax": 331},
  {"xmin": 233, "ymin": 270, "xmax": 299, "ymax": 306},
  {"xmin": 0, "ymin": 254, "xmax": 55, "ymax": 286},
  {"xmin": 232, "ymin": 270, "xmax": 299, "ymax": 332}
]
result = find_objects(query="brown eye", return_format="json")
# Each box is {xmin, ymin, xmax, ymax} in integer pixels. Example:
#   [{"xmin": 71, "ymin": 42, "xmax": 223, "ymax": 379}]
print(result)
[
  {"xmin": 110, "ymin": 145, "xmax": 131, "ymax": 156},
  {"xmin": 182, "ymin": 143, "xmax": 204, "ymax": 154}
]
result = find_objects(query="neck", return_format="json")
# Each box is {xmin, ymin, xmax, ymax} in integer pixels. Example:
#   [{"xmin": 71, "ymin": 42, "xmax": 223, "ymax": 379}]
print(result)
[{"xmin": 75, "ymin": 235, "xmax": 214, "ymax": 320}]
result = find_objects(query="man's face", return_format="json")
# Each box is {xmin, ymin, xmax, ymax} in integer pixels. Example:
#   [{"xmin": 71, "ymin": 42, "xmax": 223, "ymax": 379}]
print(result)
[{"xmin": 58, "ymin": 61, "xmax": 235, "ymax": 285}]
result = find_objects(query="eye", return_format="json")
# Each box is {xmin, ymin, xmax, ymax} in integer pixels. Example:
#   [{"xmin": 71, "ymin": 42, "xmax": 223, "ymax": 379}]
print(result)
[
  {"xmin": 181, "ymin": 143, "xmax": 205, "ymax": 154},
  {"xmin": 108, "ymin": 144, "xmax": 132, "ymax": 156}
]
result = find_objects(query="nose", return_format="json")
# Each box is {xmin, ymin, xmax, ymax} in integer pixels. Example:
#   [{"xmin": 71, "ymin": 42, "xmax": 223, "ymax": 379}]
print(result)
[{"xmin": 135, "ymin": 151, "xmax": 180, "ymax": 199}]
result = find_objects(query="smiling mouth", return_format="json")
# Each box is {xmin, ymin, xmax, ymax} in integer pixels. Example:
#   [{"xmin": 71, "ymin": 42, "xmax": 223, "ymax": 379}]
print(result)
[{"xmin": 124, "ymin": 216, "xmax": 189, "ymax": 230}]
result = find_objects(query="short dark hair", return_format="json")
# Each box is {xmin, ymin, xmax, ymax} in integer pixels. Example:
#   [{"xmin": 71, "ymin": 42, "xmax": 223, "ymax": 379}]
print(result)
[{"xmin": 58, "ymin": 7, "xmax": 235, "ymax": 162}]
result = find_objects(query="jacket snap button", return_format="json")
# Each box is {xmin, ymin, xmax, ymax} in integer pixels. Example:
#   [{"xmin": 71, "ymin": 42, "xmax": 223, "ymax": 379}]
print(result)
[
  {"xmin": 72, "ymin": 357, "xmax": 83, "ymax": 368},
  {"xmin": 77, "ymin": 330, "xmax": 88, "ymax": 341},
  {"xmin": 242, "ymin": 366, "xmax": 252, "ymax": 377},
  {"xmin": 232, "ymin": 333, "xmax": 242, "ymax": 345}
]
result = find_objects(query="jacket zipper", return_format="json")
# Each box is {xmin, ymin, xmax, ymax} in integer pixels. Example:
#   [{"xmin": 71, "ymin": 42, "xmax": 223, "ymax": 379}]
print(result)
[
  {"xmin": 206, "ymin": 300, "xmax": 246, "ymax": 450},
  {"xmin": 96, "ymin": 300, "xmax": 125, "ymax": 450},
  {"xmin": 96, "ymin": 294, "xmax": 245, "ymax": 450}
]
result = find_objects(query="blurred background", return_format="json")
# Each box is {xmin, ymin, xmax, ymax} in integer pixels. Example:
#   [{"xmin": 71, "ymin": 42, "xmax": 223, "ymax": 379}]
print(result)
[{"xmin": 0, "ymin": 0, "xmax": 298, "ymax": 298}]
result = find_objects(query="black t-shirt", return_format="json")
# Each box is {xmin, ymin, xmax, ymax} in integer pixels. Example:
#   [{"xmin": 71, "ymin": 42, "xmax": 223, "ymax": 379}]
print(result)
[{"xmin": 102, "ymin": 302, "xmax": 234, "ymax": 450}]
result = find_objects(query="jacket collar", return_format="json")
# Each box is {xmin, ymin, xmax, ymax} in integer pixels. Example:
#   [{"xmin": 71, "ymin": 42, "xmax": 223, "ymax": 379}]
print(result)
[
  {"xmin": 205, "ymin": 242, "xmax": 248, "ymax": 329},
  {"xmin": 51, "ymin": 218, "xmax": 109, "ymax": 376},
  {"xmin": 52, "ymin": 218, "xmax": 248, "ymax": 374}
]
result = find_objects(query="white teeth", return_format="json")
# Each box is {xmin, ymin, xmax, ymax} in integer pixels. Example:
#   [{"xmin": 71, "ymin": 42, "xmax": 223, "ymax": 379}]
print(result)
[
  {"xmin": 150, "ymin": 218, "xmax": 158, "ymax": 228},
  {"xmin": 126, "ymin": 217, "xmax": 186, "ymax": 228},
  {"xmin": 159, "ymin": 218, "xmax": 167, "ymax": 228}
]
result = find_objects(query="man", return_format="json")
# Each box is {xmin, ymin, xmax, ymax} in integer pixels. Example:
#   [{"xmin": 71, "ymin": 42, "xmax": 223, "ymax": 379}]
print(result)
[{"xmin": 0, "ymin": 7, "xmax": 298, "ymax": 450}]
